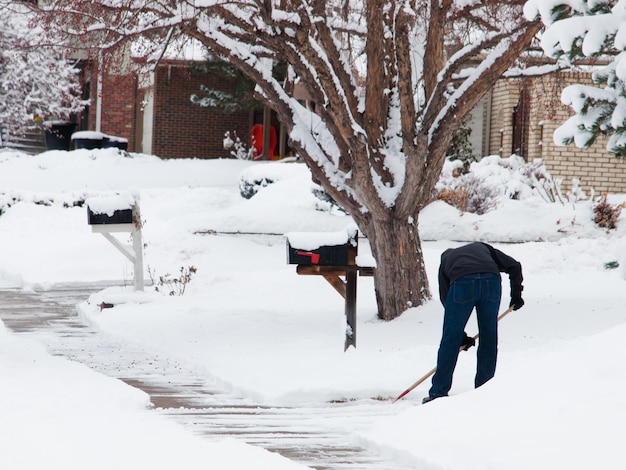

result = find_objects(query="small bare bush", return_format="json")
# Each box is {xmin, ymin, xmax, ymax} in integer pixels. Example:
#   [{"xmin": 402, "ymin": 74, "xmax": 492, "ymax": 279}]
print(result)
[
  {"xmin": 593, "ymin": 194, "xmax": 622, "ymax": 230},
  {"xmin": 149, "ymin": 265, "xmax": 197, "ymax": 296},
  {"xmin": 436, "ymin": 187, "xmax": 470, "ymax": 212}
]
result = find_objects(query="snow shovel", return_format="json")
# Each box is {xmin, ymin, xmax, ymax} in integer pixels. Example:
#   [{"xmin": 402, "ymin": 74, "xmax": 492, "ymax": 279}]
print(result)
[{"xmin": 392, "ymin": 305, "xmax": 515, "ymax": 403}]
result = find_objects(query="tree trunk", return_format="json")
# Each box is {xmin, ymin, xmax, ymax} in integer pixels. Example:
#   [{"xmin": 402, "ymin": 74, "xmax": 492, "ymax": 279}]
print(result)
[{"xmin": 357, "ymin": 214, "xmax": 431, "ymax": 321}]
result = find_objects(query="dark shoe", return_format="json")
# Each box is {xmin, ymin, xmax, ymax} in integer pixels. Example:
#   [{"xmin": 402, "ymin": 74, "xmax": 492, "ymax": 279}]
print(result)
[{"xmin": 422, "ymin": 396, "xmax": 434, "ymax": 404}]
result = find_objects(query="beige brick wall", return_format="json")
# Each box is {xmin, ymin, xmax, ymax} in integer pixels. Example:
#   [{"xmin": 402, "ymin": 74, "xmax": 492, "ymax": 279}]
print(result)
[
  {"xmin": 488, "ymin": 73, "xmax": 626, "ymax": 194},
  {"xmin": 487, "ymin": 80, "xmax": 519, "ymax": 157}
]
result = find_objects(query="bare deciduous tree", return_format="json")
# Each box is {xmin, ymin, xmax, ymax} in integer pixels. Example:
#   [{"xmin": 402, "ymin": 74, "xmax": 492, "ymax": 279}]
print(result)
[{"xmin": 36, "ymin": 0, "xmax": 541, "ymax": 320}]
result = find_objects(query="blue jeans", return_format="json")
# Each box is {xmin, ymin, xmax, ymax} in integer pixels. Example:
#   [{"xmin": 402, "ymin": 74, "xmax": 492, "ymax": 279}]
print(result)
[{"xmin": 429, "ymin": 273, "xmax": 502, "ymax": 399}]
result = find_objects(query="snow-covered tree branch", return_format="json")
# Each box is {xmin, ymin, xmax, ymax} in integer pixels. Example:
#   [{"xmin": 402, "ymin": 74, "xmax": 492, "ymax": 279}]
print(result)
[{"xmin": 0, "ymin": 2, "xmax": 84, "ymax": 139}]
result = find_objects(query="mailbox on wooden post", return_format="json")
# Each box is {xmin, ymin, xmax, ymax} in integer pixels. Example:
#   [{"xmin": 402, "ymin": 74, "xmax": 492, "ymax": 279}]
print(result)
[
  {"xmin": 286, "ymin": 225, "xmax": 374, "ymax": 351},
  {"xmin": 86, "ymin": 192, "xmax": 144, "ymax": 291}
]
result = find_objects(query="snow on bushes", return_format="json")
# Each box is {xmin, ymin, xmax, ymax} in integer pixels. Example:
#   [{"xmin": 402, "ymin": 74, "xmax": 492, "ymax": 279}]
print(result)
[
  {"xmin": 238, "ymin": 159, "xmax": 346, "ymax": 213},
  {"xmin": 238, "ymin": 160, "xmax": 307, "ymax": 199},
  {"xmin": 434, "ymin": 155, "xmax": 575, "ymax": 214}
]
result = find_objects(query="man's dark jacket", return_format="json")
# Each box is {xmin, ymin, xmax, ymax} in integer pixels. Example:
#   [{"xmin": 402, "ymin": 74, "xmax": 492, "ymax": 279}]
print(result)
[{"xmin": 438, "ymin": 242, "xmax": 523, "ymax": 305}]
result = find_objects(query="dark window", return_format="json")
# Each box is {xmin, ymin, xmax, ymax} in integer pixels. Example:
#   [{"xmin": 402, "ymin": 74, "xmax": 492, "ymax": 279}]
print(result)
[{"xmin": 512, "ymin": 86, "xmax": 530, "ymax": 159}]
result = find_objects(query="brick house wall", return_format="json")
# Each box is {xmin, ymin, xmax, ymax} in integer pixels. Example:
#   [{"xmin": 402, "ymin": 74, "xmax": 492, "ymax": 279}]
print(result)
[
  {"xmin": 80, "ymin": 60, "xmax": 256, "ymax": 159},
  {"xmin": 150, "ymin": 63, "xmax": 252, "ymax": 159},
  {"xmin": 101, "ymin": 73, "xmax": 138, "ymax": 151},
  {"xmin": 486, "ymin": 73, "xmax": 626, "ymax": 194},
  {"xmin": 79, "ymin": 61, "xmax": 138, "ymax": 152},
  {"xmin": 528, "ymin": 73, "xmax": 626, "ymax": 194}
]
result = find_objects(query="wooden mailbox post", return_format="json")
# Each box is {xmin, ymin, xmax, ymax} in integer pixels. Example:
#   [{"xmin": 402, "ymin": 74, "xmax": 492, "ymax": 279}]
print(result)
[
  {"xmin": 286, "ymin": 228, "xmax": 374, "ymax": 351},
  {"xmin": 87, "ymin": 193, "xmax": 144, "ymax": 291}
]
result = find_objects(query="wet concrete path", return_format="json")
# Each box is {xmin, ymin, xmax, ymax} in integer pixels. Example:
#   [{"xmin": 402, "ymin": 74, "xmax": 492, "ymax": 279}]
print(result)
[{"xmin": 0, "ymin": 286, "xmax": 417, "ymax": 470}]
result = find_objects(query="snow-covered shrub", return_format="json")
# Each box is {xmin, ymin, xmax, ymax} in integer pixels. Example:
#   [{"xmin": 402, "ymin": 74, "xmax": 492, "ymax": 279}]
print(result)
[
  {"xmin": 566, "ymin": 178, "xmax": 587, "ymax": 204},
  {"xmin": 238, "ymin": 160, "xmax": 347, "ymax": 212},
  {"xmin": 239, "ymin": 170, "xmax": 276, "ymax": 199},
  {"xmin": 435, "ymin": 179, "xmax": 500, "ymax": 215},
  {"xmin": 240, "ymin": 176, "xmax": 273, "ymax": 199},
  {"xmin": 223, "ymin": 131, "xmax": 253, "ymax": 160},
  {"xmin": 237, "ymin": 161, "xmax": 306, "ymax": 198},
  {"xmin": 0, "ymin": 190, "xmax": 86, "ymax": 217},
  {"xmin": 311, "ymin": 184, "xmax": 348, "ymax": 214},
  {"xmin": 514, "ymin": 157, "xmax": 569, "ymax": 204},
  {"xmin": 434, "ymin": 155, "xmax": 569, "ymax": 214},
  {"xmin": 447, "ymin": 116, "xmax": 477, "ymax": 171}
]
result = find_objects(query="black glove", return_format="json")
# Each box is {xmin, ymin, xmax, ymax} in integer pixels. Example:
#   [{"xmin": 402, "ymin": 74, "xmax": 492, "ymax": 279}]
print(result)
[
  {"xmin": 461, "ymin": 332, "xmax": 475, "ymax": 351},
  {"xmin": 510, "ymin": 287, "xmax": 524, "ymax": 310}
]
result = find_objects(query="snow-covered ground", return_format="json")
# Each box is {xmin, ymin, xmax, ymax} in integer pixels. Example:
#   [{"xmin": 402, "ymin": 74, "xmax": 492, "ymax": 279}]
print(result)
[{"xmin": 1, "ymin": 148, "xmax": 626, "ymax": 469}]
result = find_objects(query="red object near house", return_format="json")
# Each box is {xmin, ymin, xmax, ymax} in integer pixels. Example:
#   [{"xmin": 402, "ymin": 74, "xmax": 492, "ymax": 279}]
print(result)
[{"xmin": 251, "ymin": 124, "xmax": 277, "ymax": 160}]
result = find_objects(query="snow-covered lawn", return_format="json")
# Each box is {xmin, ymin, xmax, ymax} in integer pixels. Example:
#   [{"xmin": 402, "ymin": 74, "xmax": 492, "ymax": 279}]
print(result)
[{"xmin": 1, "ymin": 148, "xmax": 626, "ymax": 469}]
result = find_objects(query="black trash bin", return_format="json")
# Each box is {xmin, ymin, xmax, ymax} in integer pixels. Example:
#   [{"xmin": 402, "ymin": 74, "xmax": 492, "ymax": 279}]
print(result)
[
  {"xmin": 44, "ymin": 121, "xmax": 77, "ymax": 151},
  {"xmin": 104, "ymin": 135, "xmax": 129, "ymax": 151},
  {"xmin": 71, "ymin": 131, "xmax": 108, "ymax": 150}
]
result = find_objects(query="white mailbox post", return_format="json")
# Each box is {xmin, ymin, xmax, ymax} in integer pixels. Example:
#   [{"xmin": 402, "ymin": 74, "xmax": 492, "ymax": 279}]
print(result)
[{"xmin": 86, "ymin": 193, "xmax": 144, "ymax": 291}]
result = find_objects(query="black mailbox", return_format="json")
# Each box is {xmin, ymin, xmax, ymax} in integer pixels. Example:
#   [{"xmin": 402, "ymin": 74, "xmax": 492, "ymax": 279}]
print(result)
[
  {"xmin": 286, "ymin": 226, "xmax": 363, "ymax": 351},
  {"xmin": 287, "ymin": 242, "xmax": 351, "ymax": 266},
  {"xmin": 87, "ymin": 208, "xmax": 133, "ymax": 225}
]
